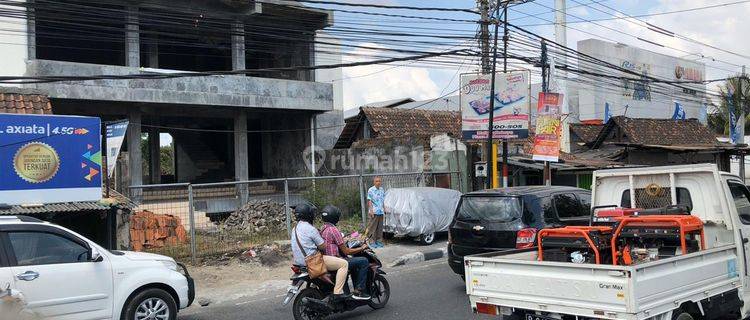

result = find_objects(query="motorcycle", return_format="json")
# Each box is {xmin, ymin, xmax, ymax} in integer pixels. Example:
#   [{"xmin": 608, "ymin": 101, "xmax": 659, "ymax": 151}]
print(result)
[{"xmin": 282, "ymin": 240, "xmax": 391, "ymax": 320}]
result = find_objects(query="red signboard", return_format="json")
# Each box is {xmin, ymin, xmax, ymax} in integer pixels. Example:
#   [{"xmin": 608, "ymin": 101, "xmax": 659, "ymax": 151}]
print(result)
[{"xmin": 532, "ymin": 92, "xmax": 563, "ymax": 162}]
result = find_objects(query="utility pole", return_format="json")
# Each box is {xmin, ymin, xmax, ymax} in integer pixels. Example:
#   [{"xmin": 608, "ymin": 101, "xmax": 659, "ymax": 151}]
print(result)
[
  {"xmin": 541, "ymin": 40, "xmax": 551, "ymax": 186},
  {"xmin": 741, "ymin": 65, "xmax": 747, "ymax": 183},
  {"xmin": 501, "ymin": 2, "xmax": 510, "ymax": 188},
  {"xmin": 478, "ymin": 0, "xmax": 491, "ymax": 73},
  {"xmin": 554, "ymin": 0, "xmax": 570, "ymax": 154},
  {"xmin": 484, "ymin": 0, "xmax": 501, "ymax": 189}
]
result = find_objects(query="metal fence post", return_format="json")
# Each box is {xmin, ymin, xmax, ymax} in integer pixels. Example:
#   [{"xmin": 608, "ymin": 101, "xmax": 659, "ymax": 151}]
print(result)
[
  {"xmin": 359, "ymin": 173, "xmax": 366, "ymax": 229},
  {"xmin": 284, "ymin": 178, "xmax": 291, "ymax": 236},
  {"xmin": 187, "ymin": 183, "xmax": 196, "ymax": 265}
]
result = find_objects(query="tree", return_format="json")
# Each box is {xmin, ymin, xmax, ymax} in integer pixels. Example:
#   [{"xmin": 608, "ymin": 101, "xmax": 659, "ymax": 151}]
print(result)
[{"xmin": 708, "ymin": 75, "xmax": 750, "ymax": 135}]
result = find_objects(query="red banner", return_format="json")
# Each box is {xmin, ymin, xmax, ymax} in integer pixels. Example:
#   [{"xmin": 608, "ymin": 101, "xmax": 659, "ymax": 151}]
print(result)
[{"xmin": 532, "ymin": 92, "xmax": 563, "ymax": 162}]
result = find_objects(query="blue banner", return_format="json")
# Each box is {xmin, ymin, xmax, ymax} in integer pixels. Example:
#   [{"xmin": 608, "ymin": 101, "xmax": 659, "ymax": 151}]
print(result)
[
  {"xmin": 106, "ymin": 120, "xmax": 128, "ymax": 177},
  {"xmin": 604, "ymin": 102, "xmax": 612, "ymax": 123},
  {"xmin": 0, "ymin": 114, "xmax": 102, "ymax": 204},
  {"xmin": 672, "ymin": 101, "xmax": 686, "ymax": 120},
  {"xmin": 729, "ymin": 95, "xmax": 740, "ymax": 145}
]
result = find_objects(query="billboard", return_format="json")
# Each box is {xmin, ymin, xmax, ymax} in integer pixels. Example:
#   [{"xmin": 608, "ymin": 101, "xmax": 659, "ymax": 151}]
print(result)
[
  {"xmin": 460, "ymin": 72, "xmax": 530, "ymax": 140},
  {"xmin": 0, "ymin": 114, "xmax": 102, "ymax": 205},
  {"xmin": 577, "ymin": 39, "xmax": 706, "ymax": 121},
  {"xmin": 532, "ymin": 93, "xmax": 563, "ymax": 162}
]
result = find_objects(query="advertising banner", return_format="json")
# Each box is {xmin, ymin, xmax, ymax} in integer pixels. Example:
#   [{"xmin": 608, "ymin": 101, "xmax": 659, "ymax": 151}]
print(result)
[
  {"xmin": 460, "ymin": 72, "xmax": 530, "ymax": 140},
  {"xmin": 532, "ymin": 92, "xmax": 563, "ymax": 162},
  {"xmin": 106, "ymin": 120, "xmax": 128, "ymax": 177},
  {"xmin": 0, "ymin": 114, "xmax": 102, "ymax": 205}
]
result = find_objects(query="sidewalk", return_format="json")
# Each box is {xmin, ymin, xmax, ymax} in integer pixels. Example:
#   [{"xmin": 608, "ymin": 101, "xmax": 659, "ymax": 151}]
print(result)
[{"xmin": 185, "ymin": 236, "xmax": 448, "ymax": 308}]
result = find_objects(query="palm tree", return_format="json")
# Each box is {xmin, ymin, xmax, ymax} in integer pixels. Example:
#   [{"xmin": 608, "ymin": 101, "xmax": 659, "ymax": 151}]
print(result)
[{"xmin": 708, "ymin": 75, "xmax": 750, "ymax": 135}]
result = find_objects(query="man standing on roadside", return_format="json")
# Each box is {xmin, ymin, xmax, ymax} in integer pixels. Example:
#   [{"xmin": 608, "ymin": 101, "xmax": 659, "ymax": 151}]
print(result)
[{"xmin": 366, "ymin": 176, "xmax": 386, "ymax": 248}]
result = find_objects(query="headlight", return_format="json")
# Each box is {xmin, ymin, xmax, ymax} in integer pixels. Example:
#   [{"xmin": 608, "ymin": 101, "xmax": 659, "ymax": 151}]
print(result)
[{"xmin": 158, "ymin": 260, "xmax": 179, "ymax": 271}]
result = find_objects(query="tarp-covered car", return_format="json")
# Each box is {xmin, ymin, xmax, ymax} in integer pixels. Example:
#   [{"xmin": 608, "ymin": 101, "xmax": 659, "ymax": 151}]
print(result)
[{"xmin": 383, "ymin": 187, "xmax": 462, "ymax": 245}]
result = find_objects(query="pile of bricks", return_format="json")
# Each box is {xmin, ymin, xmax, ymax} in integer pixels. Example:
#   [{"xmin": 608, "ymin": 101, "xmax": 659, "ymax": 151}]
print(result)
[{"xmin": 129, "ymin": 211, "xmax": 188, "ymax": 251}]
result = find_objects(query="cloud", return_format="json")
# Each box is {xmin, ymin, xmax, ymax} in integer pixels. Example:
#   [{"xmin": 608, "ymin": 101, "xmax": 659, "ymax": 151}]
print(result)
[{"xmin": 341, "ymin": 43, "xmax": 442, "ymax": 108}]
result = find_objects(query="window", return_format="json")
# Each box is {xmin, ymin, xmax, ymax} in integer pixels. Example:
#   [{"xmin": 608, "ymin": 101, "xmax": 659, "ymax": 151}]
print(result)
[
  {"xmin": 728, "ymin": 182, "xmax": 750, "ymax": 225},
  {"xmin": 554, "ymin": 193, "xmax": 587, "ymax": 219},
  {"xmin": 7, "ymin": 232, "xmax": 89, "ymax": 266},
  {"xmin": 456, "ymin": 196, "xmax": 522, "ymax": 222},
  {"xmin": 620, "ymin": 187, "xmax": 693, "ymax": 211}
]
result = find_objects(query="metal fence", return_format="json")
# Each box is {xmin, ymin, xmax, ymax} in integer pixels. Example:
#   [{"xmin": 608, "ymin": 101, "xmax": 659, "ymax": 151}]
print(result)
[{"xmin": 128, "ymin": 171, "xmax": 461, "ymax": 263}]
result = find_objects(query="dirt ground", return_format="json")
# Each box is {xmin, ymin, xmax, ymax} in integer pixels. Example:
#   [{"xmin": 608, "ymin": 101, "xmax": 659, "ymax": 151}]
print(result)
[{"xmin": 188, "ymin": 242, "xmax": 294, "ymax": 305}]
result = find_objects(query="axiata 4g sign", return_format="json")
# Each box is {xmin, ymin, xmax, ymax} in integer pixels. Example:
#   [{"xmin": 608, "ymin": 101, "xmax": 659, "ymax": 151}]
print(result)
[
  {"xmin": 0, "ymin": 114, "xmax": 102, "ymax": 205},
  {"xmin": 460, "ymin": 72, "xmax": 530, "ymax": 140}
]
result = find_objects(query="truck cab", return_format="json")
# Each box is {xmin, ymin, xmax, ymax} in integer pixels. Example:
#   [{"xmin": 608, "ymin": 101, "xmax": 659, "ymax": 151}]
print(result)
[
  {"xmin": 463, "ymin": 164, "xmax": 750, "ymax": 320},
  {"xmin": 0, "ymin": 215, "xmax": 194, "ymax": 320}
]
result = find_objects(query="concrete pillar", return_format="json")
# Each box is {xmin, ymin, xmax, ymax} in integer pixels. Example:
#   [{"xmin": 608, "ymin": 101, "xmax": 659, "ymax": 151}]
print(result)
[
  {"xmin": 125, "ymin": 6, "xmax": 140, "ymax": 67},
  {"xmin": 234, "ymin": 110, "xmax": 249, "ymax": 181},
  {"xmin": 27, "ymin": 0, "xmax": 36, "ymax": 60},
  {"xmin": 127, "ymin": 109, "xmax": 142, "ymax": 187},
  {"xmin": 231, "ymin": 21, "xmax": 245, "ymax": 71},
  {"xmin": 234, "ymin": 110, "xmax": 249, "ymax": 203},
  {"xmin": 148, "ymin": 127, "xmax": 161, "ymax": 184}
]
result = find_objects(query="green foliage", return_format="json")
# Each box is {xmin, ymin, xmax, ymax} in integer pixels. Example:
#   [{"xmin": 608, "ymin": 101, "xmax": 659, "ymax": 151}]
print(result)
[
  {"xmin": 302, "ymin": 179, "xmax": 362, "ymax": 218},
  {"xmin": 709, "ymin": 75, "xmax": 750, "ymax": 135}
]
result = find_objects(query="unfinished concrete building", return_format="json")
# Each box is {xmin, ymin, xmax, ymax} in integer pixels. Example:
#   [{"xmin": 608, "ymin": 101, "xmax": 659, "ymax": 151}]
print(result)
[{"xmin": 1, "ymin": 0, "xmax": 343, "ymax": 187}]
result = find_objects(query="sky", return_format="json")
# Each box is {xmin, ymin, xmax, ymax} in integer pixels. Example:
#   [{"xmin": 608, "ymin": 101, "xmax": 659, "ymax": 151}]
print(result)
[{"xmin": 327, "ymin": 0, "xmax": 750, "ymax": 110}]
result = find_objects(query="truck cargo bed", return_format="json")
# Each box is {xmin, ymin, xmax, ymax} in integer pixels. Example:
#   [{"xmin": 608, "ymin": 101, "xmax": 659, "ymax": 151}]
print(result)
[{"xmin": 466, "ymin": 246, "xmax": 740, "ymax": 320}]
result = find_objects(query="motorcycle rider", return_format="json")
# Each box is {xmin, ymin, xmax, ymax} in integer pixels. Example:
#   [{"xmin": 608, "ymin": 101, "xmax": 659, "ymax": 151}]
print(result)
[
  {"xmin": 320, "ymin": 205, "xmax": 371, "ymax": 301},
  {"xmin": 290, "ymin": 203, "xmax": 349, "ymax": 302}
]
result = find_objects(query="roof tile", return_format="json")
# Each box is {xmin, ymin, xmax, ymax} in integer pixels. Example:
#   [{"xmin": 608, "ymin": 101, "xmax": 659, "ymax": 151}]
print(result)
[{"xmin": 0, "ymin": 89, "xmax": 52, "ymax": 115}]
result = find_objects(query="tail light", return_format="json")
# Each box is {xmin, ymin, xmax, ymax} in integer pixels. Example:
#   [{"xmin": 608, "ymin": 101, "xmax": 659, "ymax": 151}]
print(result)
[
  {"xmin": 516, "ymin": 228, "xmax": 538, "ymax": 249},
  {"xmin": 448, "ymin": 230, "xmax": 453, "ymax": 244},
  {"xmin": 475, "ymin": 302, "xmax": 498, "ymax": 315},
  {"xmin": 291, "ymin": 266, "xmax": 301, "ymax": 274}
]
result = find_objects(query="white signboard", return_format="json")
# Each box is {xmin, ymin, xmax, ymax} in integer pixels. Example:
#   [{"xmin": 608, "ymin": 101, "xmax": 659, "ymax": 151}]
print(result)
[{"xmin": 460, "ymin": 72, "xmax": 530, "ymax": 140}]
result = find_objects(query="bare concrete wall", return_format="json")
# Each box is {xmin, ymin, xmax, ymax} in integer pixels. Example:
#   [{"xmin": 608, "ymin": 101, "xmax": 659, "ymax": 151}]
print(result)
[{"xmin": 25, "ymin": 59, "xmax": 334, "ymax": 111}]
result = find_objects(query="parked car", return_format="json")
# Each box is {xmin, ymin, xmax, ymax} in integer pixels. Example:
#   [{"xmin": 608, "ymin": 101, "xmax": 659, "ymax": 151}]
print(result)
[
  {"xmin": 0, "ymin": 215, "xmax": 194, "ymax": 320},
  {"xmin": 447, "ymin": 186, "xmax": 591, "ymax": 277},
  {"xmin": 383, "ymin": 187, "xmax": 462, "ymax": 245}
]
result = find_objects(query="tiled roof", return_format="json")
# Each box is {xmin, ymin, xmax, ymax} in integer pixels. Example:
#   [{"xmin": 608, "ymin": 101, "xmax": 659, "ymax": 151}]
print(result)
[
  {"xmin": 335, "ymin": 107, "xmax": 460, "ymax": 149},
  {"xmin": 0, "ymin": 88, "xmax": 52, "ymax": 114},
  {"xmin": 362, "ymin": 107, "xmax": 460, "ymax": 138},
  {"xmin": 569, "ymin": 123, "xmax": 604, "ymax": 144},
  {"xmin": 592, "ymin": 116, "xmax": 718, "ymax": 148}
]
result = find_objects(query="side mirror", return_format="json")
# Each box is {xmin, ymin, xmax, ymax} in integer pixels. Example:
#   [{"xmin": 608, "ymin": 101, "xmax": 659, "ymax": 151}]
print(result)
[{"xmin": 90, "ymin": 247, "xmax": 104, "ymax": 262}]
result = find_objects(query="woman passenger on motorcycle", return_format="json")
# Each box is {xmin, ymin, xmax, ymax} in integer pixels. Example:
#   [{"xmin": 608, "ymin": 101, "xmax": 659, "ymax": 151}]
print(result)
[
  {"xmin": 290, "ymin": 203, "xmax": 349, "ymax": 302},
  {"xmin": 320, "ymin": 205, "xmax": 371, "ymax": 301}
]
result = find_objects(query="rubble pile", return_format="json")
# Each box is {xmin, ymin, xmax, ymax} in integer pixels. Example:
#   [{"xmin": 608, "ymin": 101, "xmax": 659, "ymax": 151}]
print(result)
[
  {"xmin": 130, "ymin": 211, "xmax": 188, "ymax": 251},
  {"xmin": 222, "ymin": 200, "xmax": 287, "ymax": 233}
]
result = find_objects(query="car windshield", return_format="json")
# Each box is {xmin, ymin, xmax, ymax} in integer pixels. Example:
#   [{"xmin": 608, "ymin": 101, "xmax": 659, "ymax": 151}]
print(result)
[{"xmin": 456, "ymin": 196, "xmax": 522, "ymax": 222}]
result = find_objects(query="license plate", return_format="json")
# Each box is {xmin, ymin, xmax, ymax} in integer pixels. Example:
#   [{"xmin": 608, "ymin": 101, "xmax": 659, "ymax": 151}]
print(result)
[{"xmin": 526, "ymin": 314, "xmax": 557, "ymax": 320}]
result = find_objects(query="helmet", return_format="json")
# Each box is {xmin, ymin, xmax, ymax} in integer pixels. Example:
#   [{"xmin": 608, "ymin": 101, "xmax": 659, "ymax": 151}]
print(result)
[
  {"xmin": 293, "ymin": 203, "xmax": 317, "ymax": 222},
  {"xmin": 320, "ymin": 205, "xmax": 341, "ymax": 225}
]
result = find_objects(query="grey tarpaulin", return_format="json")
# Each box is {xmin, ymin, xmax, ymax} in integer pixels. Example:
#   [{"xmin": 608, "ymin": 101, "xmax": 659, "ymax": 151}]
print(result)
[{"xmin": 383, "ymin": 187, "xmax": 462, "ymax": 237}]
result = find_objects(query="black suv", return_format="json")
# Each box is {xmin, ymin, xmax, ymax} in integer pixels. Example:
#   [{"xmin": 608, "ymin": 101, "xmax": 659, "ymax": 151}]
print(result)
[{"xmin": 447, "ymin": 186, "xmax": 591, "ymax": 277}]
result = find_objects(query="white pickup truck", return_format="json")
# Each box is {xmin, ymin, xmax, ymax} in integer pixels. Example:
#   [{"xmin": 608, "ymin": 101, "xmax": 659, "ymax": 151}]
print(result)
[
  {"xmin": 0, "ymin": 215, "xmax": 194, "ymax": 320},
  {"xmin": 465, "ymin": 164, "xmax": 750, "ymax": 320}
]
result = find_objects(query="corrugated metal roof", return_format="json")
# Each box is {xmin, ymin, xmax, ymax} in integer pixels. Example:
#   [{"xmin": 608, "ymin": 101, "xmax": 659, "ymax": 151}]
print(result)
[{"xmin": 0, "ymin": 199, "xmax": 131, "ymax": 215}]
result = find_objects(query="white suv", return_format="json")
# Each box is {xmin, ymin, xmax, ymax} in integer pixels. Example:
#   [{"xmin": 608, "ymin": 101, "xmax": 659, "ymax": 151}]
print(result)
[{"xmin": 0, "ymin": 215, "xmax": 194, "ymax": 320}]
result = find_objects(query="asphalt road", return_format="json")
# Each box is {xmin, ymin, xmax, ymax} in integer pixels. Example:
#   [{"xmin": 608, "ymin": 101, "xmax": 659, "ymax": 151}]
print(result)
[{"xmin": 180, "ymin": 260, "xmax": 494, "ymax": 320}]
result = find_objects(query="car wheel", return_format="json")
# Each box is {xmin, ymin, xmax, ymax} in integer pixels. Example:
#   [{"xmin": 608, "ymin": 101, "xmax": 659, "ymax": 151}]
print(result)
[
  {"xmin": 122, "ymin": 288, "xmax": 177, "ymax": 320},
  {"xmin": 419, "ymin": 233, "xmax": 435, "ymax": 245},
  {"xmin": 383, "ymin": 232, "xmax": 394, "ymax": 240}
]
